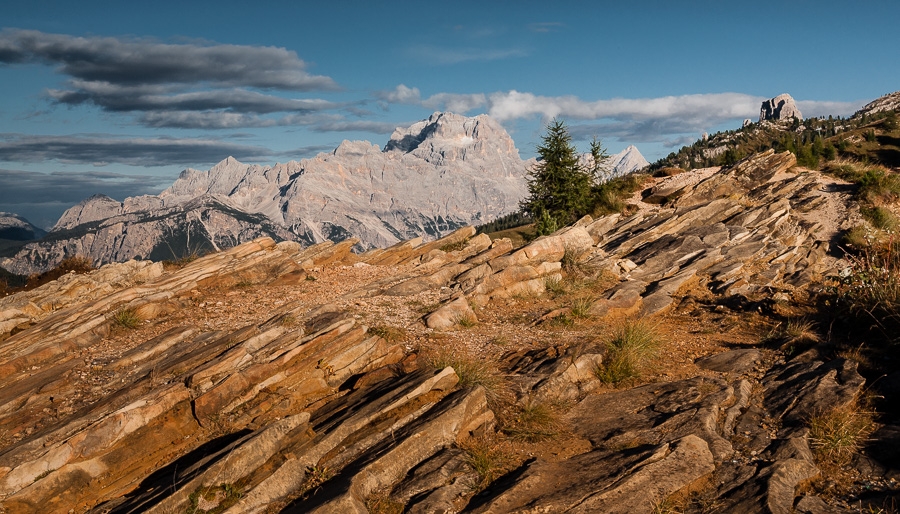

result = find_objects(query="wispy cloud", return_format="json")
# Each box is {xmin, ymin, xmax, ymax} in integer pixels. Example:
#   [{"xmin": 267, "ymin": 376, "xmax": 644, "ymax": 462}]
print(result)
[
  {"xmin": 485, "ymin": 91, "xmax": 763, "ymax": 123},
  {"xmin": 310, "ymin": 120, "xmax": 400, "ymax": 133},
  {"xmin": 528, "ymin": 22, "xmax": 564, "ymax": 33},
  {"xmin": 375, "ymin": 85, "xmax": 488, "ymax": 114},
  {"xmin": 407, "ymin": 45, "xmax": 527, "ymax": 65},
  {"xmin": 796, "ymin": 100, "xmax": 865, "ymax": 118},
  {"xmin": 0, "ymin": 134, "xmax": 272, "ymax": 166},
  {"xmin": 49, "ymin": 84, "xmax": 338, "ymax": 114}
]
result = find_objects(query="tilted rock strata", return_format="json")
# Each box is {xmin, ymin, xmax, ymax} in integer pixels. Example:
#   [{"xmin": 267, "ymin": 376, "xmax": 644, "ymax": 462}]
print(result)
[{"xmin": 0, "ymin": 150, "xmax": 879, "ymax": 512}]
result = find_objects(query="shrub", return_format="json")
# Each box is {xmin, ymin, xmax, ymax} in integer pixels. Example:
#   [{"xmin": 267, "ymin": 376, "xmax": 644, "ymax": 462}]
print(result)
[
  {"xmin": 835, "ymin": 241, "xmax": 900, "ymax": 333},
  {"xmin": 591, "ymin": 173, "xmax": 648, "ymax": 216},
  {"xmin": 841, "ymin": 225, "xmax": 870, "ymax": 249},
  {"xmin": 25, "ymin": 255, "xmax": 94, "ymax": 290},
  {"xmin": 653, "ymin": 167, "xmax": 686, "ymax": 178},
  {"xmin": 596, "ymin": 319, "xmax": 660, "ymax": 384},
  {"xmin": 439, "ymin": 238, "xmax": 469, "ymax": 252}
]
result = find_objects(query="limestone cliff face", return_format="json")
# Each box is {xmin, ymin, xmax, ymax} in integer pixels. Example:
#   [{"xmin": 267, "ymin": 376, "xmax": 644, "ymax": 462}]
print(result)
[{"xmin": 3, "ymin": 112, "xmax": 530, "ymax": 274}]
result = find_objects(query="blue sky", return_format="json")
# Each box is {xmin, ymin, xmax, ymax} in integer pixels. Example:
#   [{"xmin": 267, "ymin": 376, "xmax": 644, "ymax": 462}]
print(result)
[{"xmin": 1, "ymin": 0, "xmax": 898, "ymax": 228}]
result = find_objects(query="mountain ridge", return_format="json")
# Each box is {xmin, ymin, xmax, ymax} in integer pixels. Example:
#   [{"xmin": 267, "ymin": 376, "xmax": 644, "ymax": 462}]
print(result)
[{"xmin": 3, "ymin": 112, "xmax": 650, "ymax": 276}]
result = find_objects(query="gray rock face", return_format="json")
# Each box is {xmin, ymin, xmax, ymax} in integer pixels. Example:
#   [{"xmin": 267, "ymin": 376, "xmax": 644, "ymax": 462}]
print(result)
[
  {"xmin": 2, "ymin": 112, "xmax": 530, "ymax": 275},
  {"xmin": 760, "ymin": 93, "xmax": 803, "ymax": 122}
]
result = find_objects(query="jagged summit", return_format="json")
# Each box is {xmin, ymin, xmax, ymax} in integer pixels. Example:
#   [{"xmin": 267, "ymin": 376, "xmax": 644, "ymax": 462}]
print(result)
[
  {"xmin": 579, "ymin": 144, "xmax": 649, "ymax": 181},
  {"xmin": 608, "ymin": 144, "xmax": 649, "ymax": 175},
  {"xmin": 384, "ymin": 112, "xmax": 519, "ymax": 165}
]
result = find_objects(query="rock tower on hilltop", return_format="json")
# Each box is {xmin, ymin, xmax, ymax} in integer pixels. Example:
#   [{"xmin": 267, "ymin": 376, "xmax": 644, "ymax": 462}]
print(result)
[{"xmin": 759, "ymin": 93, "xmax": 802, "ymax": 122}]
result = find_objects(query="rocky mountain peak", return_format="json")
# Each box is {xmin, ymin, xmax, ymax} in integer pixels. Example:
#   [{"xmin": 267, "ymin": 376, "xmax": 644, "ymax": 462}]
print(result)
[
  {"xmin": 759, "ymin": 93, "xmax": 802, "ymax": 122},
  {"xmin": 609, "ymin": 144, "xmax": 650, "ymax": 175},
  {"xmin": 384, "ymin": 111, "xmax": 519, "ymax": 165},
  {"xmin": 53, "ymin": 194, "xmax": 123, "ymax": 231}
]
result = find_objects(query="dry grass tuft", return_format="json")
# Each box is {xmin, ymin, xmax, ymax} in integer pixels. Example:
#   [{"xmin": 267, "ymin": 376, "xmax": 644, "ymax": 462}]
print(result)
[
  {"xmin": 365, "ymin": 489, "xmax": 405, "ymax": 514},
  {"xmin": 503, "ymin": 398, "xmax": 561, "ymax": 442},
  {"xmin": 596, "ymin": 319, "xmax": 661, "ymax": 385},
  {"xmin": 569, "ymin": 296, "xmax": 594, "ymax": 319},
  {"xmin": 368, "ymin": 325, "xmax": 408, "ymax": 343},
  {"xmin": 424, "ymin": 347, "xmax": 506, "ymax": 404},
  {"xmin": 459, "ymin": 435, "xmax": 512, "ymax": 491},
  {"xmin": 808, "ymin": 402, "xmax": 875, "ymax": 466}
]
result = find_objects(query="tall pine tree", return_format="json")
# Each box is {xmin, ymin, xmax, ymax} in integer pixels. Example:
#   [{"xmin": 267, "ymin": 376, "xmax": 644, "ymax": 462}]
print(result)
[{"xmin": 520, "ymin": 120, "xmax": 593, "ymax": 235}]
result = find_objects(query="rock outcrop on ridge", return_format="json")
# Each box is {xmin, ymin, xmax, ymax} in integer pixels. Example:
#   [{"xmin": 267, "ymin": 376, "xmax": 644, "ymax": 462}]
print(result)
[
  {"xmin": 855, "ymin": 90, "xmax": 900, "ymax": 116},
  {"xmin": 0, "ymin": 150, "xmax": 893, "ymax": 513},
  {"xmin": 760, "ymin": 93, "xmax": 803, "ymax": 122}
]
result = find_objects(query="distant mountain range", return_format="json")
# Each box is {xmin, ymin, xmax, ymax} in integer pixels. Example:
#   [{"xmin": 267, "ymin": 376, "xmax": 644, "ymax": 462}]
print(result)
[{"xmin": 1, "ymin": 112, "xmax": 649, "ymax": 275}]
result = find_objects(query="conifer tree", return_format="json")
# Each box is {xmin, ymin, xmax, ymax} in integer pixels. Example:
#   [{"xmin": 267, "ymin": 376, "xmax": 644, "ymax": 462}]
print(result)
[{"xmin": 520, "ymin": 120, "xmax": 593, "ymax": 235}]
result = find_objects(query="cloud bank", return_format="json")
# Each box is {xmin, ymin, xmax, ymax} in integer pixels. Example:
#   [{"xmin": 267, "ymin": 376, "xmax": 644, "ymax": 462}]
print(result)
[
  {"xmin": 0, "ymin": 29, "xmax": 349, "ymax": 130},
  {"xmin": 0, "ymin": 168, "xmax": 175, "ymax": 228},
  {"xmin": 0, "ymin": 134, "xmax": 272, "ymax": 167},
  {"xmin": 376, "ymin": 85, "xmax": 866, "ymax": 146}
]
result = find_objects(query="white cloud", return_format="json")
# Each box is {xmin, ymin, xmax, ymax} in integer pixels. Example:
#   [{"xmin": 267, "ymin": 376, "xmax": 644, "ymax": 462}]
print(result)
[
  {"xmin": 375, "ymin": 84, "xmax": 422, "ymax": 104},
  {"xmin": 422, "ymin": 92, "xmax": 488, "ymax": 113},
  {"xmin": 486, "ymin": 91, "xmax": 763, "ymax": 123}
]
